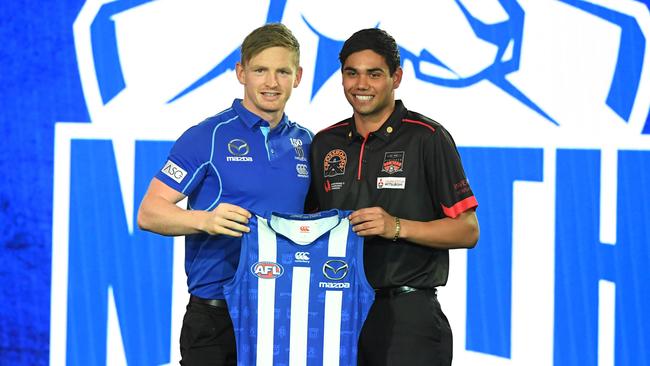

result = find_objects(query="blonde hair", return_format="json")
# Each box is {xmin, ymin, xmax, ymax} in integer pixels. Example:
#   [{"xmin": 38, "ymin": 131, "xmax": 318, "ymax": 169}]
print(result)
[{"xmin": 240, "ymin": 23, "xmax": 300, "ymax": 67}]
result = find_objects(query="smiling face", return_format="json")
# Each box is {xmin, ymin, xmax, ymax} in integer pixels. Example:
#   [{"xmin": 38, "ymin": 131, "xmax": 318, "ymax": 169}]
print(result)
[
  {"xmin": 236, "ymin": 46, "xmax": 303, "ymax": 127},
  {"xmin": 342, "ymin": 49, "xmax": 402, "ymax": 126}
]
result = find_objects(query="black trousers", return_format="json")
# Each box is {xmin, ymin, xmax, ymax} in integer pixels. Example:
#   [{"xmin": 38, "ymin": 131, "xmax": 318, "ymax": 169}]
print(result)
[
  {"xmin": 358, "ymin": 289, "xmax": 453, "ymax": 366},
  {"xmin": 179, "ymin": 300, "xmax": 236, "ymax": 366}
]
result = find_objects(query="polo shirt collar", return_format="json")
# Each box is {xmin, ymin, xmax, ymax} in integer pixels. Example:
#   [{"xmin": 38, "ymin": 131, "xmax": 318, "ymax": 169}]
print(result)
[
  {"xmin": 346, "ymin": 100, "xmax": 407, "ymax": 143},
  {"xmin": 232, "ymin": 99, "xmax": 288, "ymax": 130}
]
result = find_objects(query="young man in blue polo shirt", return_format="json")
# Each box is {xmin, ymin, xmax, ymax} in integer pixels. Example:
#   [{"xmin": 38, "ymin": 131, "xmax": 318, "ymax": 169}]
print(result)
[{"xmin": 138, "ymin": 23, "xmax": 312, "ymax": 366}]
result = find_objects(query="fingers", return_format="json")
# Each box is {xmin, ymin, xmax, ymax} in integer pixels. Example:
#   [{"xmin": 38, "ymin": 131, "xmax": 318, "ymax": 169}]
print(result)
[
  {"xmin": 348, "ymin": 207, "xmax": 384, "ymax": 224},
  {"xmin": 349, "ymin": 207, "xmax": 393, "ymax": 238},
  {"xmin": 215, "ymin": 202, "xmax": 252, "ymax": 220},
  {"xmin": 207, "ymin": 203, "xmax": 252, "ymax": 237}
]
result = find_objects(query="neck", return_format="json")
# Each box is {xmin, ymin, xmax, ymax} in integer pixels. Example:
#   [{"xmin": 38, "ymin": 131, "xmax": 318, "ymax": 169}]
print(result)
[
  {"xmin": 353, "ymin": 103, "xmax": 395, "ymax": 137},
  {"xmin": 267, "ymin": 115, "xmax": 282, "ymax": 129},
  {"xmin": 241, "ymin": 100, "xmax": 283, "ymax": 129}
]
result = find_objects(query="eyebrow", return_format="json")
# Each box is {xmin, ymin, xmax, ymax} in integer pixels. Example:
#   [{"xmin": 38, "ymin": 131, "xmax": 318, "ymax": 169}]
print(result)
[{"xmin": 343, "ymin": 66, "xmax": 385, "ymax": 73}]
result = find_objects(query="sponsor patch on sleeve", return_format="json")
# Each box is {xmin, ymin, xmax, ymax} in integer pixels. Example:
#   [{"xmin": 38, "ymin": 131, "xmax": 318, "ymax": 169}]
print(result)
[{"xmin": 161, "ymin": 160, "xmax": 187, "ymax": 183}]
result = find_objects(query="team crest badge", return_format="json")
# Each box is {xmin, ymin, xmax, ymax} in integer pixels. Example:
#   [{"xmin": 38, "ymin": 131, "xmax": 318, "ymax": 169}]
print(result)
[
  {"xmin": 324, "ymin": 149, "xmax": 347, "ymax": 177},
  {"xmin": 381, "ymin": 152, "xmax": 404, "ymax": 174}
]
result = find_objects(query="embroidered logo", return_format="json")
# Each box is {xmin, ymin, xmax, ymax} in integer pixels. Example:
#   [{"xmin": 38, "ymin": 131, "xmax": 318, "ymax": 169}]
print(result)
[
  {"xmin": 295, "ymin": 252, "xmax": 310, "ymax": 262},
  {"xmin": 290, "ymin": 138, "xmax": 306, "ymax": 161},
  {"xmin": 322, "ymin": 260, "xmax": 349, "ymax": 280},
  {"xmin": 381, "ymin": 151, "xmax": 404, "ymax": 174},
  {"xmin": 227, "ymin": 139, "xmax": 253, "ymax": 162},
  {"xmin": 296, "ymin": 163, "xmax": 309, "ymax": 178},
  {"xmin": 324, "ymin": 149, "xmax": 347, "ymax": 177}
]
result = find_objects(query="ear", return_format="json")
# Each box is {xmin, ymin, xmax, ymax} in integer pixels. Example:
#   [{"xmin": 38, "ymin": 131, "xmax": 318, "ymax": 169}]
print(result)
[
  {"xmin": 236, "ymin": 62, "xmax": 246, "ymax": 85},
  {"xmin": 392, "ymin": 67, "xmax": 403, "ymax": 89},
  {"xmin": 293, "ymin": 66, "xmax": 303, "ymax": 88}
]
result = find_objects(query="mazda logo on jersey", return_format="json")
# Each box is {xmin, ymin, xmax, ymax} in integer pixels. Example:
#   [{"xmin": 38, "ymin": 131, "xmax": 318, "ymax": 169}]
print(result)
[
  {"xmin": 228, "ymin": 139, "xmax": 250, "ymax": 156},
  {"xmin": 251, "ymin": 261, "xmax": 284, "ymax": 279},
  {"xmin": 322, "ymin": 259, "xmax": 349, "ymax": 280}
]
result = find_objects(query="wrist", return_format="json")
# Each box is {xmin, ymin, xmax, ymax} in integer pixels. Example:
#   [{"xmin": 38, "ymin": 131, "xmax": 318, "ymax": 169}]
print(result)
[{"xmin": 392, "ymin": 216, "xmax": 401, "ymax": 242}]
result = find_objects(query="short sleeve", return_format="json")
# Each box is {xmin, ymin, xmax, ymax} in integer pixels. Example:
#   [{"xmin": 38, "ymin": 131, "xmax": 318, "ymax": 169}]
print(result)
[
  {"xmin": 425, "ymin": 127, "xmax": 478, "ymax": 218},
  {"xmin": 155, "ymin": 124, "xmax": 213, "ymax": 195}
]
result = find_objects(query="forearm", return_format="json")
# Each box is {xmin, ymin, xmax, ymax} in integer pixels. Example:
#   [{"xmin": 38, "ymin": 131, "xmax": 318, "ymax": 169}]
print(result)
[
  {"xmin": 398, "ymin": 211, "xmax": 479, "ymax": 249},
  {"xmin": 137, "ymin": 196, "xmax": 207, "ymax": 236}
]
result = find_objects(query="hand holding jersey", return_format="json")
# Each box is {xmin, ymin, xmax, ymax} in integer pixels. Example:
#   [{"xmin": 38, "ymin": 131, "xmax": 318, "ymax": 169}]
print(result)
[
  {"xmin": 138, "ymin": 179, "xmax": 251, "ymax": 238},
  {"xmin": 349, "ymin": 207, "xmax": 479, "ymax": 249},
  {"xmin": 199, "ymin": 202, "xmax": 251, "ymax": 237}
]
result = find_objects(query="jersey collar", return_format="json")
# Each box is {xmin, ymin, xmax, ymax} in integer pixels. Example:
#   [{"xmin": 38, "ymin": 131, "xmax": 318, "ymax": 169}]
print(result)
[
  {"xmin": 346, "ymin": 100, "xmax": 407, "ymax": 143},
  {"xmin": 232, "ymin": 99, "xmax": 288, "ymax": 130}
]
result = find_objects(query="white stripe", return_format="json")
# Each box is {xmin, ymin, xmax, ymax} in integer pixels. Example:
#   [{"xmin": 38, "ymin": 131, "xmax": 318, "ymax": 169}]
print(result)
[
  {"xmin": 257, "ymin": 218, "xmax": 277, "ymax": 366},
  {"xmin": 289, "ymin": 267, "xmax": 311, "ymax": 366},
  {"xmin": 322, "ymin": 291, "xmax": 343, "ymax": 366},
  {"xmin": 328, "ymin": 218, "xmax": 349, "ymax": 257},
  {"xmin": 598, "ymin": 280, "xmax": 616, "ymax": 366}
]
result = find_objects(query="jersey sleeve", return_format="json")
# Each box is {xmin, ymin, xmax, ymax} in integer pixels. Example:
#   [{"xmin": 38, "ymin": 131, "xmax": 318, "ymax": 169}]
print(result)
[
  {"xmin": 155, "ymin": 124, "xmax": 213, "ymax": 195},
  {"xmin": 425, "ymin": 126, "xmax": 478, "ymax": 218}
]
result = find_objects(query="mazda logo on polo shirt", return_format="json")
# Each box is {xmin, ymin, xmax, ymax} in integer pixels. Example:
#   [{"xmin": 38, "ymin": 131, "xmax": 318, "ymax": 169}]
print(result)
[
  {"xmin": 228, "ymin": 139, "xmax": 250, "ymax": 156},
  {"xmin": 323, "ymin": 259, "xmax": 349, "ymax": 280}
]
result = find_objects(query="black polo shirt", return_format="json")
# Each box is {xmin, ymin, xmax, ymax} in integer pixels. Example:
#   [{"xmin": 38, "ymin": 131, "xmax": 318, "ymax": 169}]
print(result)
[{"xmin": 307, "ymin": 100, "xmax": 478, "ymax": 289}]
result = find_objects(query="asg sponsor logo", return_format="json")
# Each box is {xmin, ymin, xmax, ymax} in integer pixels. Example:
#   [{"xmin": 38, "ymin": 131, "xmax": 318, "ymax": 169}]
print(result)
[
  {"xmin": 227, "ymin": 139, "xmax": 253, "ymax": 162},
  {"xmin": 296, "ymin": 163, "xmax": 309, "ymax": 178},
  {"xmin": 294, "ymin": 251, "xmax": 310, "ymax": 262},
  {"xmin": 251, "ymin": 261, "xmax": 284, "ymax": 279},
  {"xmin": 161, "ymin": 160, "xmax": 187, "ymax": 183},
  {"xmin": 320, "ymin": 260, "xmax": 351, "ymax": 289}
]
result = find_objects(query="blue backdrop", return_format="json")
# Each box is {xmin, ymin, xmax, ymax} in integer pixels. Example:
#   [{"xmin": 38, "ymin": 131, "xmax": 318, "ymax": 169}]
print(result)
[{"xmin": 2, "ymin": 1, "xmax": 650, "ymax": 365}]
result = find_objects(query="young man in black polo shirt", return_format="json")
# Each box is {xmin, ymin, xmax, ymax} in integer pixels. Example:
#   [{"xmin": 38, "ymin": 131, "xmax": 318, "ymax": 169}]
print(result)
[{"xmin": 307, "ymin": 28, "xmax": 480, "ymax": 365}]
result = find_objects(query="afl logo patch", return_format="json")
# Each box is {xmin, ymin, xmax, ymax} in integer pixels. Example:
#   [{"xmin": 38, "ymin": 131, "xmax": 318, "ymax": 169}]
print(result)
[
  {"xmin": 381, "ymin": 151, "xmax": 404, "ymax": 174},
  {"xmin": 324, "ymin": 149, "xmax": 347, "ymax": 178},
  {"xmin": 251, "ymin": 261, "xmax": 284, "ymax": 279}
]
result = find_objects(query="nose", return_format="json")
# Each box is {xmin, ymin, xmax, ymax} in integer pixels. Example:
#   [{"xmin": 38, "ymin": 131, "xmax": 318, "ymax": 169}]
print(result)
[
  {"xmin": 265, "ymin": 72, "xmax": 279, "ymax": 88},
  {"xmin": 355, "ymin": 74, "xmax": 369, "ymax": 90}
]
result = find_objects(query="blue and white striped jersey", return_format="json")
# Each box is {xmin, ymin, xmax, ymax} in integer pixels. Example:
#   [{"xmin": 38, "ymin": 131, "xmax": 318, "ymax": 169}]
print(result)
[{"xmin": 223, "ymin": 209, "xmax": 374, "ymax": 366}]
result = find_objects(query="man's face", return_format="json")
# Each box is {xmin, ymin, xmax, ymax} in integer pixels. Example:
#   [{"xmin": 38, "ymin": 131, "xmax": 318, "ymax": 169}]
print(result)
[
  {"xmin": 342, "ymin": 49, "xmax": 402, "ymax": 120},
  {"xmin": 236, "ymin": 46, "xmax": 302, "ymax": 125}
]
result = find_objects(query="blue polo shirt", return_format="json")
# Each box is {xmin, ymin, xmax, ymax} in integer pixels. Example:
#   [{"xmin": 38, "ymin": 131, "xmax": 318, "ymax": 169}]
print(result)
[{"xmin": 155, "ymin": 99, "xmax": 313, "ymax": 299}]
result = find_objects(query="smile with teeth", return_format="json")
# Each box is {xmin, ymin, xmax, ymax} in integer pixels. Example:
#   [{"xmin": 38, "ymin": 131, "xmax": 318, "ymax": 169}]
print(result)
[
  {"xmin": 262, "ymin": 92, "xmax": 280, "ymax": 97},
  {"xmin": 355, "ymin": 95, "xmax": 373, "ymax": 101}
]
